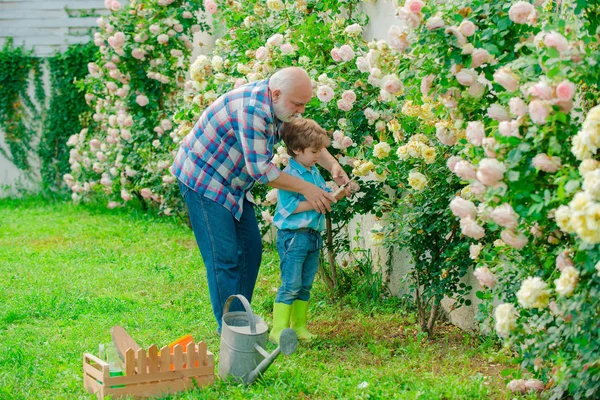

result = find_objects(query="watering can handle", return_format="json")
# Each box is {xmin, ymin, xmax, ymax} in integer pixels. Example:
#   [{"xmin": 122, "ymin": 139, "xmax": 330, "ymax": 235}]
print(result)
[{"xmin": 223, "ymin": 294, "xmax": 257, "ymax": 334}]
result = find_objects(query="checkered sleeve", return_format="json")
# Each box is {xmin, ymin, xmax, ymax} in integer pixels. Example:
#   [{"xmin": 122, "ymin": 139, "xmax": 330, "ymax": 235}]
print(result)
[{"xmin": 235, "ymin": 106, "xmax": 281, "ymax": 184}]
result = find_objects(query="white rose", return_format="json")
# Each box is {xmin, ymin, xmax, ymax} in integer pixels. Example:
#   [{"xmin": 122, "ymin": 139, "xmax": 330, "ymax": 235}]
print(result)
[
  {"xmin": 516, "ymin": 277, "xmax": 550, "ymax": 309},
  {"xmin": 554, "ymin": 266, "xmax": 579, "ymax": 296},
  {"xmin": 495, "ymin": 303, "xmax": 517, "ymax": 337}
]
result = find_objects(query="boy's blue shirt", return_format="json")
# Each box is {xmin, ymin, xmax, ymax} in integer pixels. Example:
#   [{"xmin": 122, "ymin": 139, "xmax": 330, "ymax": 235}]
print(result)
[{"xmin": 273, "ymin": 158, "xmax": 330, "ymax": 231}]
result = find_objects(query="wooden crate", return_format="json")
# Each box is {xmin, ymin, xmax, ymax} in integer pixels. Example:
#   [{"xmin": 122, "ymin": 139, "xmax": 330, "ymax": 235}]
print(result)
[{"xmin": 83, "ymin": 341, "xmax": 215, "ymax": 399}]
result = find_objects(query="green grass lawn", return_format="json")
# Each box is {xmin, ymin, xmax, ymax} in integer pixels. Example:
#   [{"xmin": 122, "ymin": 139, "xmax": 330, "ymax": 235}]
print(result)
[{"xmin": 0, "ymin": 197, "xmax": 535, "ymax": 399}]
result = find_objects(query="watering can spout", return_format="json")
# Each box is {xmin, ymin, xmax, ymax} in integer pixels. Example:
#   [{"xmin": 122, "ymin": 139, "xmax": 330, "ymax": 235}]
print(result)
[{"xmin": 245, "ymin": 328, "xmax": 298, "ymax": 384}]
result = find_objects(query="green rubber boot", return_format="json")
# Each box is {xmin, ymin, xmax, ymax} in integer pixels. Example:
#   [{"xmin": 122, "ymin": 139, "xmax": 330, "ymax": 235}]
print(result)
[
  {"xmin": 290, "ymin": 300, "xmax": 316, "ymax": 341},
  {"xmin": 269, "ymin": 302, "xmax": 292, "ymax": 344}
]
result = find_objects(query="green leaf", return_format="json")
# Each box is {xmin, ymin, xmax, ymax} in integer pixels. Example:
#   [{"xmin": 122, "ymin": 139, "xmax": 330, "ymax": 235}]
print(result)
[{"xmin": 547, "ymin": 47, "xmax": 560, "ymax": 58}]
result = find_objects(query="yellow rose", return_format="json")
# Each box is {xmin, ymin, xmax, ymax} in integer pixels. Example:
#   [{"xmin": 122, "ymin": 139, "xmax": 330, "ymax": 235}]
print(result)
[{"xmin": 408, "ymin": 171, "xmax": 427, "ymax": 191}]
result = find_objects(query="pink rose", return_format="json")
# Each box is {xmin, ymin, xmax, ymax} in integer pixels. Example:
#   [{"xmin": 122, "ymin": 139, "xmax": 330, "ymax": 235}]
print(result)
[
  {"xmin": 469, "ymin": 243, "xmax": 482, "ymax": 259},
  {"xmin": 498, "ymin": 120, "xmax": 521, "ymax": 138},
  {"xmin": 157, "ymin": 34, "xmax": 169, "ymax": 44},
  {"xmin": 530, "ymin": 81, "xmax": 553, "ymax": 100},
  {"xmin": 317, "ymin": 85, "xmax": 335, "ymax": 103},
  {"xmin": 330, "ymin": 48, "xmax": 342, "ymax": 62},
  {"xmin": 501, "ymin": 230, "xmax": 528, "ymax": 250},
  {"xmin": 121, "ymin": 190, "xmax": 132, "ymax": 202},
  {"xmin": 509, "ymin": 97, "xmax": 528, "ymax": 117},
  {"xmin": 508, "ymin": 2, "xmax": 536, "ymax": 25},
  {"xmin": 382, "ymin": 75, "xmax": 403, "ymax": 95},
  {"xmin": 255, "ymin": 46, "xmax": 268, "ymax": 61},
  {"xmin": 136, "ymin": 95, "xmax": 149, "ymax": 107},
  {"xmin": 161, "ymin": 119, "xmax": 172, "ymax": 131},
  {"xmin": 556, "ymin": 252, "xmax": 574, "ymax": 271},
  {"xmin": 445, "ymin": 26, "xmax": 467, "ymax": 47},
  {"xmin": 471, "ymin": 181, "xmax": 487, "ymax": 197},
  {"xmin": 406, "ymin": 0, "xmax": 424, "ymax": 13},
  {"xmin": 107, "ymin": 201, "xmax": 120, "ymax": 209},
  {"xmin": 450, "ymin": 196, "xmax": 477, "ymax": 219},
  {"xmin": 355, "ymin": 57, "xmax": 370, "ymax": 73},
  {"xmin": 468, "ymin": 82, "xmax": 486, "ymax": 98},
  {"xmin": 525, "ymin": 379, "xmax": 545, "ymax": 392},
  {"xmin": 544, "ymin": 31, "xmax": 568, "ymax": 52},
  {"xmin": 532, "ymin": 153, "xmax": 561, "ymax": 172},
  {"xmin": 90, "ymin": 139, "xmax": 101, "ymax": 151},
  {"xmin": 342, "ymin": 90, "xmax": 357, "ymax": 103},
  {"xmin": 106, "ymin": 82, "xmax": 118, "ymax": 92},
  {"xmin": 458, "ymin": 20, "xmax": 476, "ymax": 37},
  {"xmin": 388, "ymin": 25, "xmax": 410, "ymax": 52},
  {"xmin": 529, "ymin": 100, "xmax": 551, "ymax": 124},
  {"xmin": 493, "ymin": 67, "xmax": 519, "ymax": 92},
  {"xmin": 474, "ymin": 267, "xmax": 496, "ymax": 288},
  {"xmin": 337, "ymin": 99, "xmax": 353, "ymax": 112},
  {"xmin": 490, "ymin": 203, "xmax": 519, "ymax": 230},
  {"xmin": 267, "ymin": 33, "xmax": 283, "ymax": 46},
  {"xmin": 171, "ymin": 49, "xmax": 183, "ymax": 57},
  {"xmin": 456, "ymin": 69, "xmax": 478, "ymax": 86},
  {"xmin": 420, "ymin": 74, "xmax": 435, "ymax": 98},
  {"xmin": 280, "ymin": 43, "xmax": 294, "ymax": 54},
  {"xmin": 556, "ymin": 80, "xmax": 576, "ymax": 101},
  {"xmin": 436, "ymin": 124, "xmax": 457, "ymax": 146},
  {"xmin": 460, "ymin": 217, "xmax": 486, "ymax": 240},
  {"xmin": 426, "ymin": 16, "xmax": 445, "ymax": 30},
  {"xmin": 466, "ymin": 121, "xmax": 485, "ymax": 146},
  {"xmin": 341, "ymin": 137, "xmax": 353, "ymax": 148},
  {"xmin": 132, "ymin": 48, "xmax": 145, "ymax": 60},
  {"xmin": 204, "ymin": 0, "xmax": 218, "ymax": 14},
  {"xmin": 338, "ymin": 45, "xmax": 355, "ymax": 61},
  {"xmin": 447, "ymin": 156, "xmax": 463, "ymax": 172},
  {"xmin": 487, "ymin": 104, "xmax": 510, "ymax": 121},
  {"xmin": 471, "ymin": 48, "xmax": 490, "ymax": 68},
  {"xmin": 477, "ymin": 158, "xmax": 506, "ymax": 186},
  {"xmin": 508, "ymin": 380, "xmax": 528, "ymax": 394},
  {"xmin": 454, "ymin": 160, "xmax": 478, "ymax": 180}
]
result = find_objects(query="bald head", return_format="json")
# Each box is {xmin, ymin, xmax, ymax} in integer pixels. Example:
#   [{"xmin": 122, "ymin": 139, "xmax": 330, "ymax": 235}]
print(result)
[
  {"xmin": 269, "ymin": 67, "xmax": 312, "ymax": 95},
  {"xmin": 269, "ymin": 67, "xmax": 313, "ymax": 122}
]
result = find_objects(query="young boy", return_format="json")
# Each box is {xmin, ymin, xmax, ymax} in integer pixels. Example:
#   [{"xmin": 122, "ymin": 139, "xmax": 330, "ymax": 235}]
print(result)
[{"xmin": 269, "ymin": 118, "xmax": 346, "ymax": 344}]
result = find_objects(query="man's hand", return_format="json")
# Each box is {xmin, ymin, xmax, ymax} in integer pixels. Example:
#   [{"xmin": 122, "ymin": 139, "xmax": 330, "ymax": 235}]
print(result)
[
  {"xmin": 303, "ymin": 184, "xmax": 336, "ymax": 214},
  {"xmin": 331, "ymin": 163, "xmax": 351, "ymax": 196}
]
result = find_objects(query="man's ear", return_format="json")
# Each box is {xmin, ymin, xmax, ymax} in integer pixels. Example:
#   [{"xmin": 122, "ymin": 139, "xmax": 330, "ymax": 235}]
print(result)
[{"xmin": 272, "ymin": 88, "xmax": 281, "ymax": 102}]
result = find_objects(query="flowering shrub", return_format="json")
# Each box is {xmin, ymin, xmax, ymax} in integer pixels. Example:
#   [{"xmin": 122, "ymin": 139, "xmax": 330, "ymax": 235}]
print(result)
[{"xmin": 64, "ymin": 0, "xmax": 208, "ymax": 215}]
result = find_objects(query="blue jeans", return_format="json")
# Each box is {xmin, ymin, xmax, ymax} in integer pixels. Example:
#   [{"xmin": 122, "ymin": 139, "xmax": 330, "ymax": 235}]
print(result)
[
  {"xmin": 275, "ymin": 229, "xmax": 322, "ymax": 305},
  {"xmin": 178, "ymin": 181, "xmax": 262, "ymax": 331}
]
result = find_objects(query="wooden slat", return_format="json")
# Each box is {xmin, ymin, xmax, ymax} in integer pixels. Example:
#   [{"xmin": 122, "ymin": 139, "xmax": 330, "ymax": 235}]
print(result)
[
  {"xmin": 2, "ymin": 36, "xmax": 91, "ymax": 46},
  {"xmin": 185, "ymin": 342, "xmax": 195, "ymax": 369},
  {"xmin": 159, "ymin": 346, "xmax": 170, "ymax": 372},
  {"xmin": 0, "ymin": 1, "xmax": 113, "ymax": 10},
  {"xmin": 105, "ymin": 365, "xmax": 214, "ymax": 386},
  {"xmin": 83, "ymin": 375, "xmax": 104, "ymax": 397},
  {"xmin": 197, "ymin": 341, "xmax": 207, "ymax": 365},
  {"xmin": 1, "ymin": 18, "xmax": 99, "ymax": 28},
  {"xmin": 125, "ymin": 348, "xmax": 136, "ymax": 376},
  {"xmin": 0, "ymin": 28, "xmax": 68, "ymax": 37},
  {"xmin": 1, "ymin": 10, "xmax": 70, "ymax": 19},
  {"xmin": 83, "ymin": 362, "xmax": 104, "ymax": 382},
  {"xmin": 136, "ymin": 348, "xmax": 147, "ymax": 375},
  {"xmin": 172, "ymin": 344, "xmax": 183, "ymax": 371},
  {"xmin": 206, "ymin": 351, "xmax": 214, "ymax": 367},
  {"xmin": 104, "ymin": 372, "xmax": 213, "ymax": 397},
  {"xmin": 148, "ymin": 345, "xmax": 159, "ymax": 374}
]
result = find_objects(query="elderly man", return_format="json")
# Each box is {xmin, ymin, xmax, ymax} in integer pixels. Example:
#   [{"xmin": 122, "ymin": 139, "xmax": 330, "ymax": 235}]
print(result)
[{"xmin": 171, "ymin": 67, "xmax": 349, "ymax": 331}]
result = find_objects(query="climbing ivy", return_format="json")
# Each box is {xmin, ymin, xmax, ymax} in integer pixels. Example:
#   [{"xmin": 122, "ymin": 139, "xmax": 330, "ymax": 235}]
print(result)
[
  {"xmin": 39, "ymin": 42, "xmax": 97, "ymax": 190},
  {"xmin": 0, "ymin": 38, "xmax": 45, "ymax": 173}
]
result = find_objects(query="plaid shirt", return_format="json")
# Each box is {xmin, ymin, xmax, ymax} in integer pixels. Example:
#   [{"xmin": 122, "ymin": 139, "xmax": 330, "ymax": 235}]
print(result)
[
  {"xmin": 171, "ymin": 79, "xmax": 282, "ymax": 220},
  {"xmin": 273, "ymin": 158, "xmax": 330, "ymax": 232}
]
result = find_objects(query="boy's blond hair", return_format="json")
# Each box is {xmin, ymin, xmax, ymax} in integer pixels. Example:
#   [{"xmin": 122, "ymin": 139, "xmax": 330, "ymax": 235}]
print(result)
[{"xmin": 280, "ymin": 118, "xmax": 331, "ymax": 157}]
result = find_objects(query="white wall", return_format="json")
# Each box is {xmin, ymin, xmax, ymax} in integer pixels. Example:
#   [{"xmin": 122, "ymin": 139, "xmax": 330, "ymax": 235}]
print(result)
[{"xmin": 0, "ymin": 0, "xmax": 109, "ymax": 195}]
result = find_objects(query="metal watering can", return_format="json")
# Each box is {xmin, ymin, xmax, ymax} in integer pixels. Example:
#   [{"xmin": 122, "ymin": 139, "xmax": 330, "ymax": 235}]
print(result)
[{"xmin": 218, "ymin": 295, "xmax": 298, "ymax": 384}]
